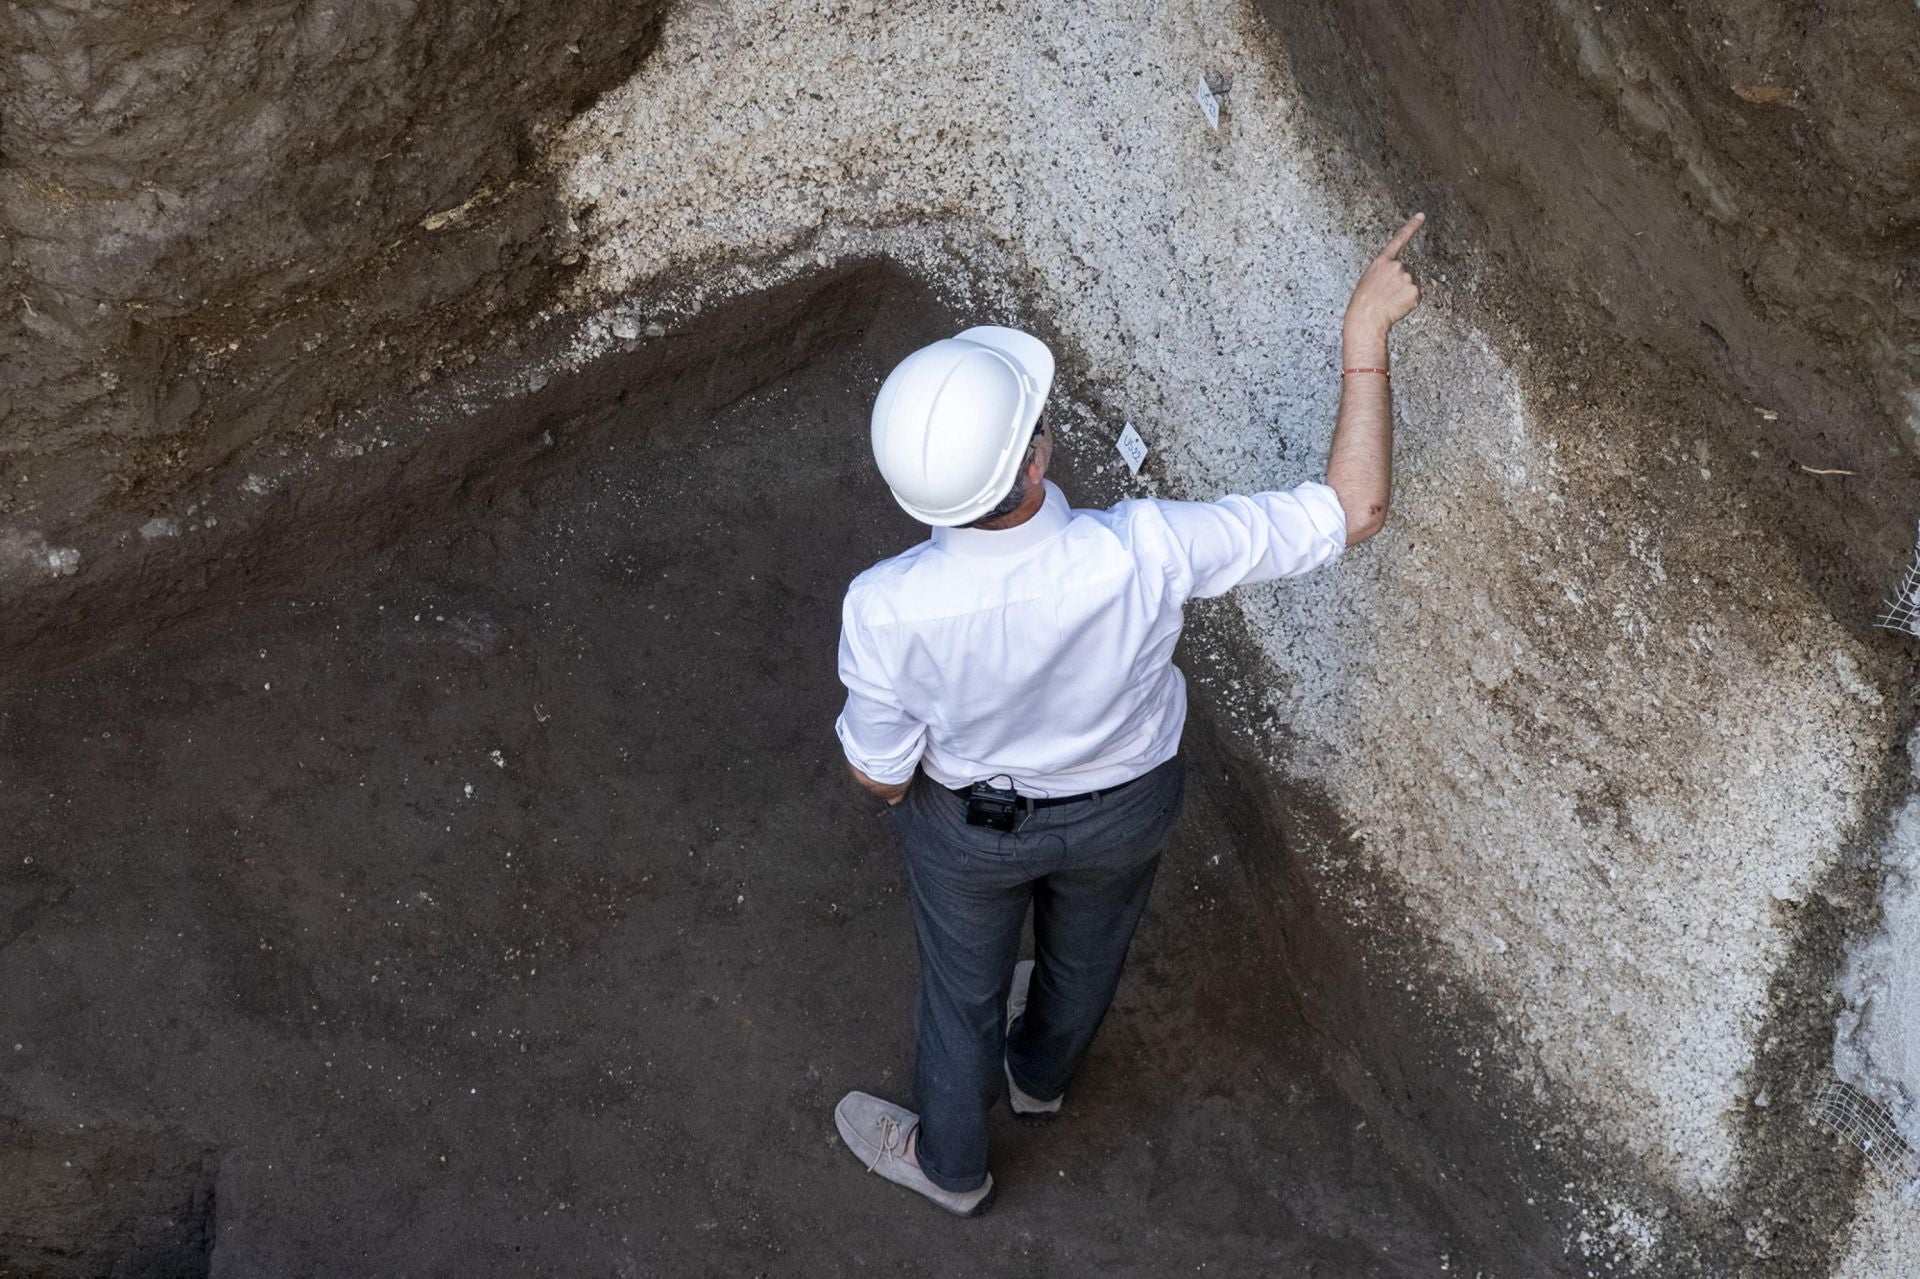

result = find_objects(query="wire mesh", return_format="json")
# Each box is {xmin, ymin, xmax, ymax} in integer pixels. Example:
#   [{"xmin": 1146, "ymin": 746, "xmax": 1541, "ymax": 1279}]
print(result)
[
  {"xmin": 1876, "ymin": 524, "xmax": 1920, "ymax": 636},
  {"xmin": 1812, "ymin": 1077, "xmax": 1920, "ymax": 1202}
]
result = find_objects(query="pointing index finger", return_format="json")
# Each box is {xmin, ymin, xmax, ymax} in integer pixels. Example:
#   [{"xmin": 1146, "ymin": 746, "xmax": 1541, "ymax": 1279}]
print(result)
[{"xmin": 1380, "ymin": 212, "xmax": 1426, "ymax": 260}]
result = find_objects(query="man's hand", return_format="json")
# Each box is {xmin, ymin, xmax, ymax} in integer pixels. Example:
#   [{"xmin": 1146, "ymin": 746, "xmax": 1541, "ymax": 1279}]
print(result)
[
  {"xmin": 847, "ymin": 760, "xmax": 911, "ymax": 806},
  {"xmin": 1343, "ymin": 213, "xmax": 1424, "ymax": 338}
]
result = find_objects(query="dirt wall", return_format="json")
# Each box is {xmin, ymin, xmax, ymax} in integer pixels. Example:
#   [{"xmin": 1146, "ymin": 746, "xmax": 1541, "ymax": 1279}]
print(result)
[
  {"xmin": 1259, "ymin": 0, "xmax": 1920, "ymax": 598},
  {"xmin": 0, "ymin": 253, "xmax": 894, "ymax": 688},
  {"xmin": 1256, "ymin": 3, "xmax": 1920, "ymax": 1264},
  {"xmin": 0, "ymin": 0, "xmax": 667, "ymax": 550}
]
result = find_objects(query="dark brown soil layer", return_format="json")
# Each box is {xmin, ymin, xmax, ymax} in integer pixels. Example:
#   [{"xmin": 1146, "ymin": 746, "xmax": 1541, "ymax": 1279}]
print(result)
[
  {"xmin": 0, "ymin": 261, "xmax": 889, "ymax": 689},
  {"xmin": 0, "ymin": 0, "xmax": 668, "ymax": 534},
  {"xmin": 0, "ymin": 276, "xmax": 1589, "ymax": 1277}
]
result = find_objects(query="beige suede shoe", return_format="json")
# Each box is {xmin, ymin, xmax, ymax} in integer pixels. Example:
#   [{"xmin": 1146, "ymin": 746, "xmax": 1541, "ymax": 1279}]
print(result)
[
  {"xmin": 1005, "ymin": 959, "xmax": 1063, "ymax": 1124},
  {"xmin": 833, "ymin": 1091, "xmax": 995, "ymax": 1217}
]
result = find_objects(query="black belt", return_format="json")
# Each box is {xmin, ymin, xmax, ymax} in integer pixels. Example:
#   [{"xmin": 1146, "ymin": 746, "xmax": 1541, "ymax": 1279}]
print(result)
[{"xmin": 947, "ymin": 771, "xmax": 1145, "ymax": 809}]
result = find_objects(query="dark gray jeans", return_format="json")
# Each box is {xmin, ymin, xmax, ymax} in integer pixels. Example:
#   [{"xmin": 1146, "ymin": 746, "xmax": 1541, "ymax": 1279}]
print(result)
[{"xmin": 885, "ymin": 754, "xmax": 1186, "ymax": 1193}]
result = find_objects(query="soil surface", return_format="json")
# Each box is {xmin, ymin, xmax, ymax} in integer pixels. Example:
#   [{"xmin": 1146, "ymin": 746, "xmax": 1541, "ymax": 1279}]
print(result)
[{"xmin": 0, "ymin": 291, "xmax": 1577, "ymax": 1276}]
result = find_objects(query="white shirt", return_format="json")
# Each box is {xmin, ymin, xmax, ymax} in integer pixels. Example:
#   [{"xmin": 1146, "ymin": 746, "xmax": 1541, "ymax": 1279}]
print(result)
[{"xmin": 835, "ymin": 480, "xmax": 1347, "ymax": 794}]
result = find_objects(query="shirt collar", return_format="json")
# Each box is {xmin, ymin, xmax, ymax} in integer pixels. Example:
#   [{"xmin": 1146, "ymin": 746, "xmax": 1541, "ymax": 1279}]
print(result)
[{"xmin": 931, "ymin": 481, "xmax": 1071, "ymax": 559}]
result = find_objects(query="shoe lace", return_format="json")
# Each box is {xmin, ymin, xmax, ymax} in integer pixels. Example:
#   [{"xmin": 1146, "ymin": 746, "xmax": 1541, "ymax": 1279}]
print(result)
[{"xmin": 867, "ymin": 1115, "xmax": 905, "ymax": 1174}]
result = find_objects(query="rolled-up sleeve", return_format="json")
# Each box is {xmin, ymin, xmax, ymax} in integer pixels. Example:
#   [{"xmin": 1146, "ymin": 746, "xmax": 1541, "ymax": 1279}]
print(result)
[
  {"xmin": 1143, "ymin": 481, "xmax": 1347, "ymax": 601},
  {"xmin": 834, "ymin": 595, "xmax": 926, "ymax": 784}
]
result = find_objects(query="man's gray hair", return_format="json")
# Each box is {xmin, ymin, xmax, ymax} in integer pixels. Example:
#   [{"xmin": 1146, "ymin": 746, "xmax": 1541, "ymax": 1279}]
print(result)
[
  {"xmin": 968, "ymin": 474, "xmax": 1029, "ymax": 527},
  {"xmin": 964, "ymin": 415, "xmax": 1046, "ymax": 529}
]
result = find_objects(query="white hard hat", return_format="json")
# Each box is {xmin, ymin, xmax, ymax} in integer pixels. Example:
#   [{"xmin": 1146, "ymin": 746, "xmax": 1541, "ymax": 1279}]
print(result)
[{"xmin": 870, "ymin": 326, "xmax": 1055, "ymax": 526}]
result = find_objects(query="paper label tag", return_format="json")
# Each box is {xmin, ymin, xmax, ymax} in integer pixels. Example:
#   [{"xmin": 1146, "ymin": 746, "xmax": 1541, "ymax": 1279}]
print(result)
[
  {"xmin": 1194, "ymin": 78, "xmax": 1221, "ymax": 130},
  {"xmin": 1116, "ymin": 422, "xmax": 1150, "ymax": 476}
]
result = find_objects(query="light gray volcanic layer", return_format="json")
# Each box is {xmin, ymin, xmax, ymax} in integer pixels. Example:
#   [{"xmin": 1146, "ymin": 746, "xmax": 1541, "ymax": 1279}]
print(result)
[
  {"xmin": 1834, "ymin": 734, "xmax": 1920, "ymax": 1277},
  {"xmin": 547, "ymin": 0, "xmax": 1897, "ymax": 1217}
]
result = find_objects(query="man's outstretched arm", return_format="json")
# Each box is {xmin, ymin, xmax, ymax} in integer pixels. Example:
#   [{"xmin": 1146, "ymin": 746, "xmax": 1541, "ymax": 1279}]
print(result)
[{"xmin": 1327, "ymin": 213, "xmax": 1424, "ymax": 547}]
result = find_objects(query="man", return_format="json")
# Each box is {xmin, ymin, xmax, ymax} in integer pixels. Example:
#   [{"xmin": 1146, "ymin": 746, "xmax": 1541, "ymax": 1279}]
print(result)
[{"xmin": 831, "ymin": 215, "xmax": 1425, "ymax": 1215}]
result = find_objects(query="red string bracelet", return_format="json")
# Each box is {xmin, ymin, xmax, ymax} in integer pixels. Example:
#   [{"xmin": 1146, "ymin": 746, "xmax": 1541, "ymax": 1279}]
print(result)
[{"xmin": 1341, "ymin": 367, "xmax": 1390, "ymax": 377}]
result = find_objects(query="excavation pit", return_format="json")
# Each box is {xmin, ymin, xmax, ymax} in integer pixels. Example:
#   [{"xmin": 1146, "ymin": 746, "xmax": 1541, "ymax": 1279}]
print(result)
[
  {"xmin": 4, "ymin": 0, "xmax": 1917, "ymax": 1270},
  {"xmin": 0, "ymin": 266, "xmax": 1583, "ymax": 1276}
]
